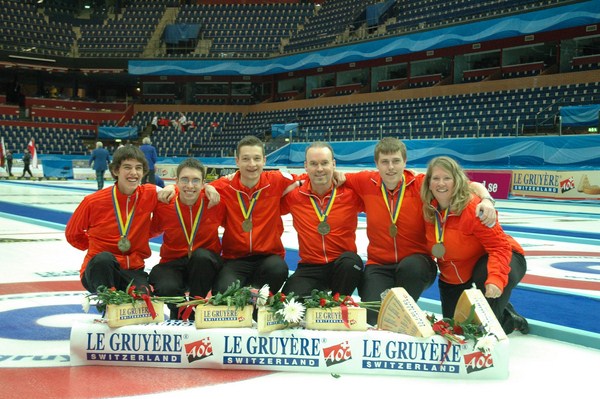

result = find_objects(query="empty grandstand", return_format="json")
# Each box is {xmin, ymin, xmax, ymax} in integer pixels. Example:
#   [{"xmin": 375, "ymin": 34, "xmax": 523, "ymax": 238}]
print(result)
[{"xmin": 0, "ymin": 0, "xmax": 598, "ymax": 167}]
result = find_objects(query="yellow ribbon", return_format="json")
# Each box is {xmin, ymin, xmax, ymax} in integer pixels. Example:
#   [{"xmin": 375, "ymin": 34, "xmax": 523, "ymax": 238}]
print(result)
[
  {"xmin": 380, "ymin": 178, "xmax": 406, "ymax": 226},
  {"xmin": 237, "ymin": 190, "xmax": 261, "ymax": 221},
  {"xmin": 175, "ymin": 197, "xmax": 204, "ymax": 255},
  {"xmin": 434, "ymin": 208, "xmax": 449, "ymax": 245},
  {"xmin": 309, "ymin": 187, "xmax": 337, "ymax": 223},
  {"xmin": 112, "ymin": 185, "xmax": 137, "ymax": 238}
]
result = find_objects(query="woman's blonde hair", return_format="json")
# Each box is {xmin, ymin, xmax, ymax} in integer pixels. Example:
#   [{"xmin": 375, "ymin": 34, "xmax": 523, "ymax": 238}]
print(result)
[{"xmin": 421, "ymin": 156, "xmax": 473, "ymax": 222}]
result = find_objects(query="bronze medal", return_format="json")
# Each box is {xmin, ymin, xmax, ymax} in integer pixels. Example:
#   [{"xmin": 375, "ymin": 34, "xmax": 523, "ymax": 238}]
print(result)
[
  {"xmin": 118, "ymin": 236, "xmax": 131, "ymax": 252},
  {"xmin": 389, "ymin": 224, "xmax": 398, "ymax": 237},
  {"xmin": 432, "ymin": 243, "xmax": 446, "ymax": 258},
  {"xmin": 242, "ymin": 219, "xmax": 253, "ymax": 232},
  {"xmin": 317, "ymin": 221, "xmax": 330, "ymax": 235}
]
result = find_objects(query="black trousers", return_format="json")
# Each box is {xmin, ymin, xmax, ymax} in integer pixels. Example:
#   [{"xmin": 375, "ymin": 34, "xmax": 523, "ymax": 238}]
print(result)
[
  {"xmin": 81, "ymin": 251, "xmax": 149, "ymax": 293},
  {"xmin": 212, "ymin": 254, "xmax": 289, "ymax": 294},
  {"xmin": 438, "ymin": 250, "xmax": 527, "ymax": 334},
  {"xmin": 282, "ymin": 251, "xmax": 364, "ymax": 298},
  {"xmin": 148, "ymin": 248, "xmax": 222, "ymax": 298},
  {"xmin": 22, "ymin": 164, "xmax": 33, "ymax": 177},
  {"xmin": 95, "ymin": 169, "xmax": 106, "ymax": 190},
  {"xmin": 359, "ymin": 253, "xmax": 438, "ymax": 326}
]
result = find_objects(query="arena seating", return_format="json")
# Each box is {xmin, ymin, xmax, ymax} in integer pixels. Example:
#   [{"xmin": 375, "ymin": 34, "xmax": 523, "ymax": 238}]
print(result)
[
  {"xmin": 386, "ymin": 0, "xmax": 564, "ymax": 34},
  {"xmin": 176, "ymin": 2, "xmax": 312, "ymax": 57},
  {"xmin": 0, "ymin": 0, "xmax": 583, "ymax": 59},
  {"xmin": 0, "ymin": 0, "xmax": 75, "ymax": 57},
  {"xmin": 78, "ymin": 1, "xmax": 165, "ymax": 58},
  {"xmin": 1, "ymin": 1, "xmax": 598, "ymax": 160},
  {"xmin": 128, "ymin": 81, "xmax": 600, "ymax": 158}
]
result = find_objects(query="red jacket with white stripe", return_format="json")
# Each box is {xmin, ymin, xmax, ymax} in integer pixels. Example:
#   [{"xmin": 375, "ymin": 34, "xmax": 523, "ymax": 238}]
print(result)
[
  {"xmin": 66, "ymin": 183, "xmax": 158, "ymax": 278},
  {"xmin": 150, "ymin": 191, "xmax": 225, "ymax": 263},
  {"xmin": 210, "ymin": 170, "xmax": 295, "ymax": 259},
  {"xmin": 345, "ymin": 170, "xmax": 431, "ymax": 265},
  {"xmin": 281, "ymin": 181, "xmax": 363, "ymax": 264},
  {"xmin": 424, "ymin": 197, "xmax": 525, "ymax": 290}
]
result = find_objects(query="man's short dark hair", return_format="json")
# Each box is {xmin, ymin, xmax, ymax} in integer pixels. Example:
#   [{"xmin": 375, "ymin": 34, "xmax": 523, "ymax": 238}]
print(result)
[
  {"xmin": 236, "ymin": 135, "xmax": 264, "ymax": 157},
  {"xmin": 176, "ymin": 158, "xmax": 206, "ymax": 180},
  {"xmin": 109, "ymin": 146, "xmax": 149, "ymax": 179}
]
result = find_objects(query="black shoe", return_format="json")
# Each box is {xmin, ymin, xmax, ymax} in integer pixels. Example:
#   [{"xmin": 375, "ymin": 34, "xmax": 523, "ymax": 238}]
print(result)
[{"xmin": 505, "ymin": 302, "xmax": 529, "ymax": 334}]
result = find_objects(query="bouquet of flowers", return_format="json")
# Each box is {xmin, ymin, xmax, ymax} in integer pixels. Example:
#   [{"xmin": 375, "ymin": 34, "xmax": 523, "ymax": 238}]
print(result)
[
  {"xmin": 173, "ymin": 280, "xmax": 259, "ymax": 321},
  {"xmin": 427, "ymin": 305, "xmax": 499, "ymax": 354},
  {"xmin": 303, "ymin": 289, "xmax": 380, "ymax": 313},
  {"xmin": 177, "ymin": 280, "xmax": 255, "ymax": 308},
  {"xmin": 261, "ymin": 290, "xmax": 305, "ymax": 325},
  {"xmin": 82, "ymin": 283, "xmax": 182, "ymax": 320}
]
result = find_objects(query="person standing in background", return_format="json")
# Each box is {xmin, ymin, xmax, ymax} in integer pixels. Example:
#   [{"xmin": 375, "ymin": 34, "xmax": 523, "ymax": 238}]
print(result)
[
  {"xmin": 6, "ymin": 150, "xmax": 13, "ymax": 176},
  {"xmin": 140, "ymin": 137, "xmax": 158, "ymax": 185},
  {"xmin": 21, "ymin": 149, "xmax": 33, "ymax": 178},
  {"xmin": 90, "ymin": 142, "xmax": 110, "ymax": 190}
]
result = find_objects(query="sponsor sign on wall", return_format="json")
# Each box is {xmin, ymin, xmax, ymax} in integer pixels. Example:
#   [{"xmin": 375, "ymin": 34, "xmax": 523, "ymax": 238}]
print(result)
[
  {"xmin": 511, "ymin": 170, "xmax": 600, "ymax": 199},
  {"xmin": 466, "ymin": 170, "xmax": 512, "ymax": 199}
]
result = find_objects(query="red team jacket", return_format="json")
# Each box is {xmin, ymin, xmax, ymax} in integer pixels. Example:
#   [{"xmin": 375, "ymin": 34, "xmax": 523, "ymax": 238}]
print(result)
[
  {"xmin": 345, "ymin": 170, "xmax": 431, "ymax": 265},
  {"xmin": 424, "ymin": 197, "xmax": 525, "ymax": 290},
  {"xmin": 65, "ymin": 184, "xmax": 159, "ymax": 278},
  {"xmin": 150, "ymin": 191, "xmax": 225, "ymax": 263},
  {"xmin": 281, "ymin": 182, "xmax": 363, "ymax": 264},
  {"xmin": 210, "ymin": 170, "xmax": 295, "ymax": 259}
]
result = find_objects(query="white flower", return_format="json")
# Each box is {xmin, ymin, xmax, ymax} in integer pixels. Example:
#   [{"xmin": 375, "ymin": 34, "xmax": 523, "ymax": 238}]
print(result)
[
  {"xmin": 475, "ymin": 334, "xmax": 498, "ymax": 354},
  {"xmin": 82, "ymin": 296, "xmax": 91, "ymax": 313},
  {"xmin": 256, "ymin": 284, "xmax": 270, "ymax": 307},
  {"xmin": 277, "ymin": 298, "xmax": 305, "ymax": 324}
]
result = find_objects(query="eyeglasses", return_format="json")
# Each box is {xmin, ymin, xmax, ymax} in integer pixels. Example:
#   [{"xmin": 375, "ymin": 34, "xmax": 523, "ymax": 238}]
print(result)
[{"xmin": 179, "ymin": 177, "xmax": 202, "ymax": 186}]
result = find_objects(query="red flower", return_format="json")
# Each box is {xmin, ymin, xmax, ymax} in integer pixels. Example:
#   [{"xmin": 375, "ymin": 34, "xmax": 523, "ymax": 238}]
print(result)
[
  {"xmin": 280, "ymin": 293, "xmax": 286, "ymax": 302},
  {"xmin": 432, "ymin": 320, "xmax": 450, "ymax": 333},
  {"xmin": 127, "ymin": 286, "xmax": 136, "ymax": 296},
  {"xmin": 320, "ymin": 298, "xmax": 327, "ymax": 307},
  {"xmin": 333, "ymin": 293, "xmax": 341, "ymax": 302}
]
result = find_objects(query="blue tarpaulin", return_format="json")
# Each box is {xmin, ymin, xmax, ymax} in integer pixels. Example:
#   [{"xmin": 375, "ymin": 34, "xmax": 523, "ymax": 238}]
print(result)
[
  {"xmin": 272, "ymin": 123, "xmax": 298, "ymax": 138},
  {"xmin": 560, "ymin": 104, "xmax": 600, "ymax": 126},
  {"xmin": 163, "ymin": 24, "xmax": 201, "ymax": 44},
  {"xmin": 42, "ymin": 159, "xmax": 73, "ymax": 179},
  {"xmin": 366, "ymin": 0, "xmax": 395, "ymax": 27},
  {"xmin": 98, "ymin": 126, "xmax": 138, "ymax": 140}
]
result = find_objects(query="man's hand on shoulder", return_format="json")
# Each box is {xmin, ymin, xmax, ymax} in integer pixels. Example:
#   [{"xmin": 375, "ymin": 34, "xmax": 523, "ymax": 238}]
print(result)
[
  {"xmin": 204, "ymin": 184, "xmax": 220, "ymax": 208},
  {"xmin": 158, "ymin": 184, "xmax": 176, "ymax": 203}
]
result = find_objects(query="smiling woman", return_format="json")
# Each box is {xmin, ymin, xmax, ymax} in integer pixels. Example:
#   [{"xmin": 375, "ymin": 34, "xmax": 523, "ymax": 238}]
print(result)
[{"xmin": 421, "ymin": 156, "xmax": 529, "ymax": 335}]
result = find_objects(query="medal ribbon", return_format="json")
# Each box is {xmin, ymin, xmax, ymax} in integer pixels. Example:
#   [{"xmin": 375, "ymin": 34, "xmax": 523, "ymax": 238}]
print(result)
[
  {"xmin": 237, "ymin": 190, "xmax": 261, "ymax": 221},
  {"xmin": 309, "ymin": 187, "xmax": 337, "ymax": 223},
  {"xmin": 175, "ymin": 197, "xmax": 204, "ymax": 254},
  {"xmin": 112, "ymin": 185, "xmax": 138, "ymax": 239},
  {"xmin": 433, "ymin": 208, "xmax": 449, "ymax": 245},
  {"xmin": 380, "ymin": 178, "xmax": 406, "ymax": 226}
]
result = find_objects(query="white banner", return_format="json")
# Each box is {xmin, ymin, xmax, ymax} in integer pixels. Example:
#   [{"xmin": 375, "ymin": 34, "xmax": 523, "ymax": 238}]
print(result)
[{"xmin": 70, "ymin": 320, "xmax": 509, "ymax": 379}]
